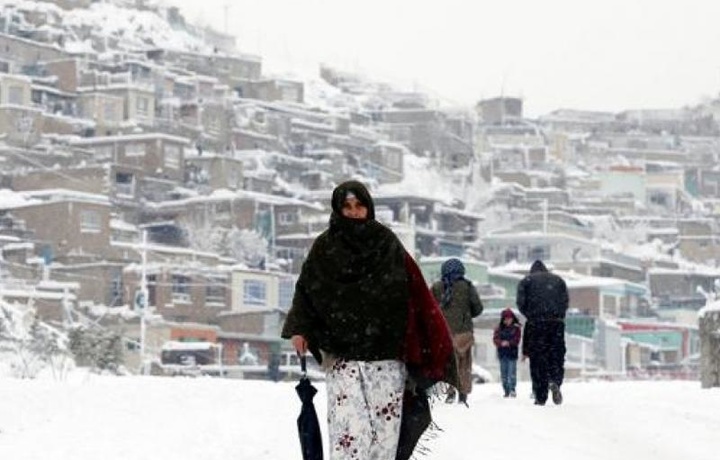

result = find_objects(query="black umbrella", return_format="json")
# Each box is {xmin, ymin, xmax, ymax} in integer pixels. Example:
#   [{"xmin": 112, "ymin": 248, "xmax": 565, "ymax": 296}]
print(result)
[{"xmin": 295, "ymin": 356, "xmax": 323, "ymax": 460}]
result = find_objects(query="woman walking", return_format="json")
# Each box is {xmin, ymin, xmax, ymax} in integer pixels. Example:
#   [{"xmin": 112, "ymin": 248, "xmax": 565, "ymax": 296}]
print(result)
[{"xmin": 282, "ymin": 180, "xmax": 457, "ymax": 460}]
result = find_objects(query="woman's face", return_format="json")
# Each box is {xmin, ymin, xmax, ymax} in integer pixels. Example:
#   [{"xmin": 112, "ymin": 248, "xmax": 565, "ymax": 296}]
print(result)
[{"xmin": 341, "ymin": 196, "xmax": 368, "ymax": 219}]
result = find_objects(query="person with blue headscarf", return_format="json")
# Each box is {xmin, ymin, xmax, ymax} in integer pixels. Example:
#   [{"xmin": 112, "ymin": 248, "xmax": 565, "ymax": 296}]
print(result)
[{"xmin": 431, "ymin": 258, "xmax": 483, "ymax": 405}]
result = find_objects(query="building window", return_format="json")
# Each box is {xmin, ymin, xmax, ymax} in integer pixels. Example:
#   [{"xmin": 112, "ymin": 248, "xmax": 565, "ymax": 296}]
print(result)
[
  {"xmin": 229, "ymin": 169, "xmax": 240, "ymax": 188},
  {"xmin": 136, "ymin": 96, "xmax": 149, "ymax": 116},
  {"xmin": 103, "ymin": 101, "xmax": 117, "ymax": 122},
  {"xmin": 214, "ymin": 201, "xmax": 231, "ymax": 216},
  {"xmin": 281, "ymin": 85, "xmax": 299, "ymax": 102},
  {"xmin": 7, "ymin": 85, "xmax": 24, "ymax": 105},
  {"xmin": 205, "ymin": 280, "xmax": 226, "ymax": 306},
  {"xmin": 505, "ymin": 246, "xmax": 518, "ymax": 263},
  {"xmin": 171, "ymin": 275, "xmax": 191, "ymax": 303},
  {"xmin": 165, "ymin": 145, "xmax": 180, "ymax": 169},
  {"xmin": 529, "ymin": 245, "xmax": 549, "ymax": 262},
  {"xmin": 278, "ymin": 277, "xmax": 295, "ymax": 310},
  {"xmin": 95, "ymin": 145, "xmax": 113, "ymax": 161},
  {"xmin": 243, "ymin": 279, "xmax": 267, "ymax": 306},
  {"xmin": 110, "ymin": 275, "xmax": 122, "ymax": 306},
  {"xmin": 115, "ymin": 172, "xmax": 134, "ymax": 196},
  {"xmin": 125, "ymin": 143, "xmax": 146, "ymax": 157},
  {"xmin": 278, "ymin": 212, "xmax": 296, "ymax": 226},
  {"xmin": 80, "ymin": 210, "xmax": 102, "ymax": 233},
  {"xmin": 649, "ymin": 193, "xmax": 668, "ymax": 206},
  {"xmin": 386, "ymin": 151, "xmax": 401, "ymax": 170}
]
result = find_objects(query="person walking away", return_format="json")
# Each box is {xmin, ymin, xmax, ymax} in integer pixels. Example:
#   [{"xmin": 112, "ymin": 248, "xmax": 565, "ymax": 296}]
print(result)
[
  {"xmin": 493, "ymin": 308, "xmax": 521, "ymax": 398},
  {"xmin": 431, "ymin": 258, "xmax": 483, "ymax": 405},
  {"xmin": 281, "ymin": 180, "xmax": 457, "ymax": 460},
  {"xmin": 516, "ymin": 260, "xmax": 569, "ymax": 406}
]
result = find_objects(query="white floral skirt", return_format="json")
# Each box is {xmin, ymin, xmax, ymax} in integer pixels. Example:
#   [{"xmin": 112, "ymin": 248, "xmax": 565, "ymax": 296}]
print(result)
[{"xmin": 326, "ymin": 359, "xmax": 407, "ymax": 460}]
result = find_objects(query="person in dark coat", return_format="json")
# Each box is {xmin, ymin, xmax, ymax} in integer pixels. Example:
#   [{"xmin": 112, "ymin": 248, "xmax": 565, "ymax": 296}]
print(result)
[
  {"xmin": 493, "ymin": 308, "xmax": 522, "ymax": 398},
  {"xmin": 281, "ymin": 180, "xmax": 457, "ymax": 460},
  {"xmin": 431, "ymin": 258, "xmax": 483, "ymax": 405},
  {"xmin": 516, "ymin": 260, "xmax": 568, "ymax": 406}
]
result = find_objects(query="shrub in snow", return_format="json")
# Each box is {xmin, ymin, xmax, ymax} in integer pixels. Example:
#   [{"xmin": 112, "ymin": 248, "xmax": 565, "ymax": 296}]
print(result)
[
  {"xmin": 0, "ymin": 307, "xmax": 72, "ymax": 379},
  {"xmin": 67, "ymin": 326, "xmax": 124, "ymax": 374}
]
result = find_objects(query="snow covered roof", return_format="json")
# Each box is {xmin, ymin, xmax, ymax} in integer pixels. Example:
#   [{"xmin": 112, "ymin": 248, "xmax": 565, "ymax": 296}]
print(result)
[
  {"xmin": 20, "ymin": 189, "xmax": 110, "ymax": 206},
  {"xmin": 69, "ymin": 133, "xmax": 190, "ymax": 145},
  {"xmin": 698, "ymin": 299, "xmax": 720, "ymax": 317},
  {"xmin": 648, "ymin": 266, "xmax": 720, "ymax": 277},
  {"xmin": 434, "ymin": 205, "xmax": 485, "ymax": 220},
  {"xmin": 147, "ymin": 189, "xmax": 324, "ymax": 211},
  {"xmin": 110, "ymin": 219, "xmax": 139, "ymax": 232},
  {"xmin": 483, "ymin": 231, "xmax": 598, "ymax": 246},
  {"xmin": 161, "ymin": 341, "xmax": 219, "ymax": 351},
  {"xmin": 0, "ymin": 189, "xmax": 42, "ymax": 210}
]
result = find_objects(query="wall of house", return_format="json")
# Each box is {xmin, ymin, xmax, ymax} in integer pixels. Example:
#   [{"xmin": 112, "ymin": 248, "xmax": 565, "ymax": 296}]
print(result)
[
  {"xmin": 678, "ymin": 238, "xmax": 720, "ymax": 264},
  {"xmin": 247, "ymin": 80, "xmax": 304, "ymax": 103},
  {"xmin": 569, "ymin": 287, "xmax": 600, "ymax": 316},
  {"xmin": 591, "ymin": 262, "xmax": 645, "ymax": 284},
  {"xmin": 0, "ymin": 74, "xmax": 32, "ymax": 105},
  {"xmin": 54, "ymin": 263, "xmax": 125, "ymax": 307},
  {"xmin": 44, "ymin": 59, "xmax": 79, "ymax": 92},
  {"xmin": 478, "ymin": 98, "xmax": 523, "ymax": 124},
  {"xmin": 10, "ymin": 167, "xmax": 107, "ymax": 194},
  {"xmin": 231, "ymin": 271, "xmax": 280, "ymax": 313},
  {"xmin": 79, "ymin": 93, "xmax": 124, "ymax": 133},
  {"xmin": 482, "ymin": 236, "xmax": 600, "ymax": 266},
  {"xmin": 598, "ymin": 171, "xmax": 646, "ymax": 202},
  {"xmin": 0, "ymin": 33, "xmax": 67, "ymax": 65},
  {"xmin": 13, "ymin": 201, "xmax": 111, "ymax": 261},
  {"xmin": 0, "ymin": 106, "xmax": 43, "ymax": 146},
  {"xmin": 649, "ymin": 272, "xmax": 718, "ymax": 302}
]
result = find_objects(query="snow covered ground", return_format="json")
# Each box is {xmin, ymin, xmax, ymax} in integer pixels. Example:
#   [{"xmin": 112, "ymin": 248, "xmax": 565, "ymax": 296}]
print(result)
[{"xmin": 0, "ymin": 374, "xmax": 717, "ymax": 460}]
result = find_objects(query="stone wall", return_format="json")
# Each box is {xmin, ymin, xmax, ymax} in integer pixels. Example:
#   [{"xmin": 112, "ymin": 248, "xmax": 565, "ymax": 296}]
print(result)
[{"xmin": 699, "ymin": 308, "xmax": 720, "ymax": 388}]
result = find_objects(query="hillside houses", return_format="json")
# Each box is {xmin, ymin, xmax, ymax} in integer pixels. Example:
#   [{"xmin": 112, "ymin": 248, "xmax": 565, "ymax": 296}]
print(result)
[{"xmin": 2, "ymin": 0, "xmax": 720, "ymax": 379}]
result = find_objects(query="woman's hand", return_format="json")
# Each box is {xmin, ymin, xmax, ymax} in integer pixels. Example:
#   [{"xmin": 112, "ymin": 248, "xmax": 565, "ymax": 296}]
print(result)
[{"xmin": 291, "ymin": 335, "xmax": 308, "ymax": 355}]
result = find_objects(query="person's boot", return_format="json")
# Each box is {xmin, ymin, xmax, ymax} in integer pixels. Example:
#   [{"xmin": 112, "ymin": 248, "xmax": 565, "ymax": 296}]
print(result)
[
  {"xmin": 458, "ymin": 393, "xmax": 468, "ymax": 407},
  {"xmin": 549, "ymin": 382, "xmax": 563, "ymax": 405},
  {"xmin": 509, "ymin": 390, "xmax": 517, "ymax": 398}
]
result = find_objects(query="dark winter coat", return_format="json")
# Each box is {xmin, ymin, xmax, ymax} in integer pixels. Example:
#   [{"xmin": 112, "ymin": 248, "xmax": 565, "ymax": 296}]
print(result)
[
  {"xmin": 516, "ymin": 260, "xmax": 569, "ymax": 322},
  {"xmin": 493, "ymin": 309, "xmax": 522, "ymax": 360},
  {"xmin": 281, "ymin": 181, "xmax": 409, "ymax": 364},
  {"xmin": 431, "ymin": 279, "xmax": 483, "ymax": 334}
]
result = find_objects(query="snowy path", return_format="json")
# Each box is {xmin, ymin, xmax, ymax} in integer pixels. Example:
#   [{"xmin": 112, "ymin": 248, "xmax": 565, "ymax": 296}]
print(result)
[{"xmin": 0, "ymin": 376, "xmax": 717, "ymax": 460}]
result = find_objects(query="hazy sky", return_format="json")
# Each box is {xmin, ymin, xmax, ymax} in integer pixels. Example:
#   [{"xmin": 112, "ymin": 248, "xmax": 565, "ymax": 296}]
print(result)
[{"xmin": 172, "ymin": 0, "xmax": 720, "ymax": 116}]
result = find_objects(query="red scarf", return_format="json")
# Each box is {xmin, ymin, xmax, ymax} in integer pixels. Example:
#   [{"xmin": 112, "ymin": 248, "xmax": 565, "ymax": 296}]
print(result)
[{"xmin": 402, "ymin": 253, "xmax": 454, "ymax": 381}]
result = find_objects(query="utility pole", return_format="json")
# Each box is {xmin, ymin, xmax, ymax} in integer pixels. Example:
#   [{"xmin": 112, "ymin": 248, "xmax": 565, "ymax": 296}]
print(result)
[
  {"xmin": 0, "ymin": 251, "xmax": 4, "ymax": 306},
  {"xmin": 139, "ymin": 229, "xmax": 149, "ymax": 375},
  {"xmin": 269, "ymin": 204, "xmax": 275, "ymax": 269}
]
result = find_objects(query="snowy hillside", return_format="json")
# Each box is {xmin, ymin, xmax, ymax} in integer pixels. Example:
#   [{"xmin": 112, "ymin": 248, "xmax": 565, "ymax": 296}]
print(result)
[
  {"xmin": 0, "ymin": 0, "xmax": 213, "ymax": 53},
  {"xmin": 0, "ymin": 374, "xmax": 717, "ymax": 459}
]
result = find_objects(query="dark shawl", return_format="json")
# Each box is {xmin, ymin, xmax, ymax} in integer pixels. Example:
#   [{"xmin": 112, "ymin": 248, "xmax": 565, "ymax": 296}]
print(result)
[{"xmin": 281, "ymin": 181, "xmax": 409, "ymax": 363}]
